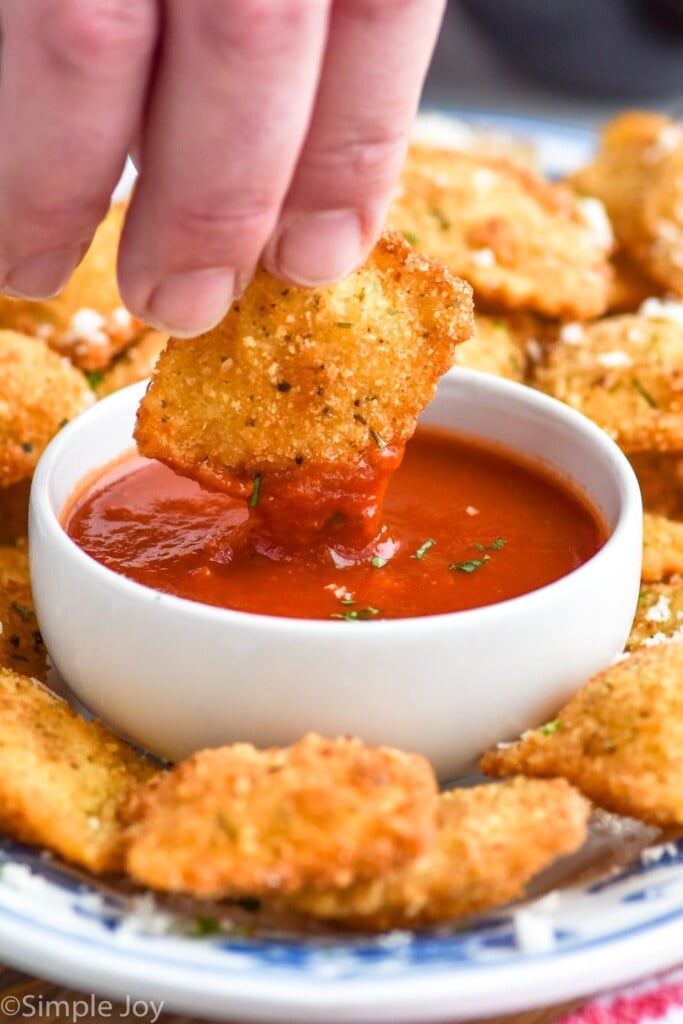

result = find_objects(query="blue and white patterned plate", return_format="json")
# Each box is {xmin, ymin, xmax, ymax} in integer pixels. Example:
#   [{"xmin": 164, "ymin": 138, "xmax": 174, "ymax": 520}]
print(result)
[
  {"xmin": 1, "ymin": 828, "xmax": 682, "ymax": 1022},
  {"xmin": 6, "ymin": 113, "xmax": 677, "ymax": 1023}
]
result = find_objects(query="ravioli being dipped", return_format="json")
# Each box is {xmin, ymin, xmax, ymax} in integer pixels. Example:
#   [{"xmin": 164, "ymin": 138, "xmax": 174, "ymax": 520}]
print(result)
[{"xmin": 135, "ymin": 231, "xmax": 474, "ymax": 546}]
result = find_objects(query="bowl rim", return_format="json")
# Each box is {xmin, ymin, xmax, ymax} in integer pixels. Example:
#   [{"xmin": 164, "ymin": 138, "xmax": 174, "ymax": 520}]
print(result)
[{"xmin": 30, "ymin": 370, "xmax": 643, "ymax": 635}]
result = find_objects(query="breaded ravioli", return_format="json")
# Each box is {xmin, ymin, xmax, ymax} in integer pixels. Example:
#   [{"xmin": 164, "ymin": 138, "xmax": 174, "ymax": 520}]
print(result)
[
  {"xmin": 135, "ymin": 232, "xmax": 473, "ymax": 500},
  {"xmin": 452, "ymin": 314, "xmax": 528, "ymax": 381},
  {"xmin": 0, "ymin": 330, "xmax": 93, "ymax": 487},
  {"xmin": 642, "ymin": 513, "xmax": 683, "ymax": 582},
  {"xmin": 387, "ymin": 145, "xmax": 611, "ymax": 320},
  {"xmin": 570, "ymin": 111, "xmax": 683, "ymax": 296},
  {"xmin": 0, "ymin": 668, "xmax": 156, "ymax": 872},
  {"xmin": 481, "ymin": 643, "xmax": 683, "ymax": 827},
  {"xmin": 0, "ymin": 203, "xmax": 142, "ymax": 372},
  {"xmin": 627, "ymin": 581, "xmax": 683, "ymax": 650},
  {"xmin": 534, "ymin": 313, "xmax": 683, "ymax": 451},
  {"xmin": 0, "ymin": 541, "xmax": 46, "ymax": 680},
  {"xmin": 124, "ymin": 734, "xmax": 438, "ymax": 898},
  {"xmin": 93, "ymin": 330, "xmax": 167, "ymax": 399},
  {"xmin": 629, "ymin": 451, "xmax": 683, "ymax": 519},
  {"xmin": 285, "ymin": 779, "xmax": 589, "ymax": 931}
]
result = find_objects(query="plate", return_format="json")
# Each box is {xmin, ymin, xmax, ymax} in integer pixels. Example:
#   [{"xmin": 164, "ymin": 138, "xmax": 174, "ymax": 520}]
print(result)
[{"xmin": 3, "ymin": 111, "xmax": 679, "ymax": 1024}]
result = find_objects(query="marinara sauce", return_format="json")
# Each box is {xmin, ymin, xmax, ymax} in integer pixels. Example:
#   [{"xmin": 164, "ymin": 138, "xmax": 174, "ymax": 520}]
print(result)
[{"xmin": 64, "ymin": 426, "xmax": 606, "ymax": 621}]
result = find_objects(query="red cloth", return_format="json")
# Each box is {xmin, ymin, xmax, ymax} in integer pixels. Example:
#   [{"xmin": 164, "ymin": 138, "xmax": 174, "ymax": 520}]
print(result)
[{"xmin": 558, "ymin": 969, "xmax": 683, "ymax": 1024}]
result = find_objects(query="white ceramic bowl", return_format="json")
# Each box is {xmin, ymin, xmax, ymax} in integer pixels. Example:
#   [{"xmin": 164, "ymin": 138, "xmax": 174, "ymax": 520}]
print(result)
[{"xmin": 29, "ymin": 371, "xmax": 642, "ymax": 778}]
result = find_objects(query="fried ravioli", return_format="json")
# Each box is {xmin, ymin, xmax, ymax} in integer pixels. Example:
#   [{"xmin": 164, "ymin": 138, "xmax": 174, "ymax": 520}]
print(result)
[
  {"xmin": 123, "ymin": 733, "xmax": 438, "ymax": 899},
  {"xmin": 534, "ymin": 313, "xmax": 683, "ymax": 451},
  {"xmin": 628, "ymin": 581, "xmax": 683, "ymax": 650},
  {"xmin": 387, "ymin": 145, "xmax": 611, "ymax": 320},
  {"xmin": 0, "ymin": 541, "xmax": 46, "ymax": 680},
  {"xmin": 135, "ymin": 232, "xmax": 473, "ymax": 502},
  {"xmin": 285, "ymin": 779, "xmax": 589, "ymax": 931},
  {"xmin": 93, "ymin": 330, "xmax": 167, "ymax": 399},
  {"xmin": 0, "ymin": 668, "xmax": 156, "ymax": 872},
  {"xmin": 0, "ymin": 330, "xmax": 93, "ymax": 487},
  {"xmin": 481, "ymin": 642, "xmax": 683, "ymax": 827},
  {"xmin": 642, "ymin": 513, "xmax": 683, "ymax": 582},
  {"xmin": 0, "ymin": 203, "xmax": 142, "ymax": 372},
  {"xmin": 570, "ymin": 111, "xmax": 683, "ymax": 296},
  {"xmin": 452, "ymin": 314, "xmax": 528, "ymax": 381}
]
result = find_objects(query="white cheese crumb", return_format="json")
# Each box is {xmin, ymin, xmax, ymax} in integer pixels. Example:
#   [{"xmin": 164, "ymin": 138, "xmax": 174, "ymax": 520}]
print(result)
[
  {"xmin": 324, "ymin": 584, "xmax": 354, "ymax": 602},
  {"xmin": 640, "ymin": 626, "xmax": 683, "ymax": 647},
  {"xmin": 472, "ymin": 168, "xmax": 498, "ymax": 192},
  {"xmin": 559, "ymin": 322, "xmax": 585, "ymax": 345},
  {"xmin": 115, "ymin": 893, "xmax": 177, "ymax": 936},
  {"xmin": 640, "ymin": 841, "xmax": 680, "ymax": 865},
  {"xmin": 596, "ymin": 350, "xmax": 633, "ymax": 368},
  {"xmin": 645, "ymin": 593, "xmax": 672, "ymax": 623},
  {"xmin": 469, "ymin": 248, "xmax": 496, "ymax": 268},
  {"xmin": 465, "ymin": 505, "xmax": 479, "ymax": 517},
  {"xmin": 577, "ymin": 197, "xmax": 613, "ymax": 250},
  {"xmin": 639, "ymin": 297, "xmax": 683, "ymax": 327},
  {"xmin": 513, "ymin": 893, "xmax": 561, "ymax": 953},
  {"xmin": 525, "ymin": 338, "xmax": 542, "ymax": 363},
  {"xmin": 64, "ymin": 308, "xmax": 108, "ymax": 347},
  {"xmin": 109, "ymin": 306, "xmax": 133, "ymax": 331}
]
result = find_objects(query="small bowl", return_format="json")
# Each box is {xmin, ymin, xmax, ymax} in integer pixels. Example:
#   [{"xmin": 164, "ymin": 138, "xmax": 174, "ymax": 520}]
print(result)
[{"xmin": 29, "ymin": 372, "xmax": 642, "ymax": 778}]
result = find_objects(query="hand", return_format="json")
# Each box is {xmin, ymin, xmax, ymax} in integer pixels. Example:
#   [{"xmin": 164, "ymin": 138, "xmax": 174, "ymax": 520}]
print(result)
[{"xmin": 0, "ymin": 0, "xmax": 445, "ymax": 336}]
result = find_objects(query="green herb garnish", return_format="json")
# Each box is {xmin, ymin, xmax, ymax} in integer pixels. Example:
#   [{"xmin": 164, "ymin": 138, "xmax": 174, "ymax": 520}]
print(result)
[
  {"xmin": 429, "ymin": 207, "xmax": 450, "ymax": 230},
  {"xmin": 370, "ymin": 429, "xmax": 386, "ymax": 449},
  {"xmin": 540, "ymin": 719, "xmax": 562, "ymax": 735},
  {"xmin": 193, "ymin": 916, "xmax": 221, "ymax": 937},
  {"xmin": 402, "ymin": 230, "xmax": 420, "ymax": 247},
  {"xmin": 10, "ymin": 602, "xmax": 35, "ymax": 621},
  {"xmin": 331, "ymin": 606, "xmax": 383, "ymax": 621},
  {"xmin": 248, "ymin": 474, "xmax": 262, "ymax": 507},
  {"xmin": 450, "ymin": 556, "xmax": 490, "ymax": 573},
  {"xmin": 414, "ymin": 539, "xmax": 436, "ymax": 560},
  {"xmin": 632, "ymin": 378, "xmax": 658, "ymax": 408},
  {"xmin": 371, "ymin": 556, "xmax": 388, "ymax": 568},
  {"xmin": 489, "ymin": 537, "xmax": 507, "ymax": 550},
  {"xmin": 85, "ymin": 370, "xmax": 105, "ymax": 390},
  {"xmin": 335, "ymin": 321, "xmax": 353, "ymax": 328}
]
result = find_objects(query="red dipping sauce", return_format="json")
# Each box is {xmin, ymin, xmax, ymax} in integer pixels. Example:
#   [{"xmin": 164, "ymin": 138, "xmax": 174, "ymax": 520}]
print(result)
[{"xmin": 64, "ymin": 426, "xmax": 606, "ymax": 621}]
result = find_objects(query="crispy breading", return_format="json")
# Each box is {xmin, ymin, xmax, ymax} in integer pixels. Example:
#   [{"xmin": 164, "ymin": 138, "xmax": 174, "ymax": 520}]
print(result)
[
  {"xmin": 452, "ymin": 314, "xmax": 527, "ymax": 381},
  {"xmin": 533, "ymin": 313, "xmax": 683, "ymax": 451},
  {"xmin": 570, "ymin": 111, "xmax": 683, "ymax": 296},
  {"xmin": 0, "ymin": 540, "xmax": 46, "ymax": 680},
  {"xmin": 629, "ymin": 452, "xmax": 683, "ymax": 518},
  {"xmin": 284, "ymin": 779, "xmax": 589, "ymax": 931},
  {"xmin": 94, "ymin": 330, "xmax": 167, "ymax": 399},
  {"xmin": 387, "ymin": 145, "xmax": 611, "ymax": 320},
  {"xmin": 135, "ymin": 231, "xmax": 473, "ymax": 496},
  {"xmin": 0, "ymin": 668, "xmax": 156, "ymax": 872},
  {"xmin": 0, "ymin": 330, "xmax": 93, "ymax": 487},
  {"xmin": 481, "ymin": 642, "xmax": 683, "ymax": 827},
  {"xmin": 0, "ymin": 481, "xmax": 30, "ymax": 544},
  {"xmin": 123, "ymin": 733, "xmax": 439, "ymax": 899},
  {"xmin": 627, "ymin": 581, "xmax": 683, "ymax": 650},
  {"xmin": 642, "ymin": 513, "xmax": 683, "ymax": 582},
  {"xmin": 607, "ymin": 252, "xmax": 661, "ymax": 314},
  {"xmin": 0, "ymin": 203, "xmax": 142, "ymax": 371}
]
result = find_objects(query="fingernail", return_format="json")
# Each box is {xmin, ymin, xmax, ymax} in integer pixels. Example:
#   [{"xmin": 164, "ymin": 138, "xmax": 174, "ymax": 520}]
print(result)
[
  {"xmin": 145, "ymin": 266, "xmax": 236, "ymax": 338},
  {"xmin": 4, "ymin": 245, "xmax": 86, "ymax": 299},
  {"xmin": 271, "ymin": 210, "xmax": 363, "ymax": 286}
]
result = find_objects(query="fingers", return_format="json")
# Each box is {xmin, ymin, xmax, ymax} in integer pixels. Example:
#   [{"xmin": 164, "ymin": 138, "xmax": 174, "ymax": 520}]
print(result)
[
  {"xmin": 118, "ymin": 0, "xmax": 331, "ymax": 337},
  {"xmin": 262, "ymin": 0, "xmax": 446, "ymax": 286},
  {"xmin": 0, "ymin": 0, "xmax": 158, "ymax": 299}
]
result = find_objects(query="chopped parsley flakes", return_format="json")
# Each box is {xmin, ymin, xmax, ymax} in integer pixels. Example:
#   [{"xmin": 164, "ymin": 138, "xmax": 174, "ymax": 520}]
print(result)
[
  {"xmin": 414, "ymin": 539, "xmax": 436, "ymax": 560},
  {"xmin": 248, "ymin": 474, "xmax": 262, "ymax": 507}
]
